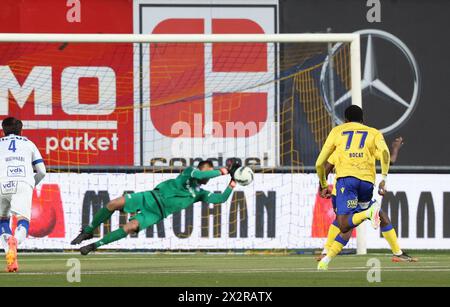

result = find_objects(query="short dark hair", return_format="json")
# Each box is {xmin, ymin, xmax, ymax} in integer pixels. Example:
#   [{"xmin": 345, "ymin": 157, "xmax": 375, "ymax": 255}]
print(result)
[
  {"xmin": 2, "ymin": 117, "xmax": 23, "ymax": 136},
  {"xmin": 198, "ymin": 160, "xmax": 214, "ymax": 169},
  {"xmin": 344, "ymin": 105, "xmax": 363, "ymax": 123}
]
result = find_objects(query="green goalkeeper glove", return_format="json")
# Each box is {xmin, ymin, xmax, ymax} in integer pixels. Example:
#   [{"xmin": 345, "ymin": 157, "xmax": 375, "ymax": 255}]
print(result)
[{"xmin": 226, "ymin": 158, "xmax": 242, "ymax": 178}]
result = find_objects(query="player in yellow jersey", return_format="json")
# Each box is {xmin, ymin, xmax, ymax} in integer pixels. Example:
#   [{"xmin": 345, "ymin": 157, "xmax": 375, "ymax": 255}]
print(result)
[
  {"xmin": 315, "ymin": 105, "xmax": 389, "ymax": 270},
  {"xmin": 317, "ymin": 137, "xmax": 417, "ymax": 264}
]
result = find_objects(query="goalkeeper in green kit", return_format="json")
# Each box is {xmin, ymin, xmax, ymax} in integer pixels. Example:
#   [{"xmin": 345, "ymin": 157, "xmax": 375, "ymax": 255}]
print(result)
[{"xmin": 71, "ymin": 159, "xmax": 241, "ymax": 255}]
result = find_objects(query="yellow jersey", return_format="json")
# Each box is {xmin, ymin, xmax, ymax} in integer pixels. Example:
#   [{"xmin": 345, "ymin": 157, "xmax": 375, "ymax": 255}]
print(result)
[
  {"xmin": 316, "ymin": 122, "xmax": 390, "ymax": 189},
  {"xmin": 327, "ymin": 149, "xmax": 384, "ymax": 196},
  {"xmin": 327, "ymin": 152, "xmax": 338, "ymax": 196}
]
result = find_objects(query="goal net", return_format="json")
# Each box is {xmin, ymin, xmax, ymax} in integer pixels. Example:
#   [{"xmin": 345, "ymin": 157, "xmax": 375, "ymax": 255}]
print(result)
[{"xmin": 0, "ymin": 33, "xmax": 364, "ymax": 253}]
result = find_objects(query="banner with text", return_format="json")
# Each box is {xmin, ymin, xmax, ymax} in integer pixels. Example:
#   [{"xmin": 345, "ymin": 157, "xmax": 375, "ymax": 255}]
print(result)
[{"xmin": 19, "ymin": 173, "xmax": 450, "ymax": 250}]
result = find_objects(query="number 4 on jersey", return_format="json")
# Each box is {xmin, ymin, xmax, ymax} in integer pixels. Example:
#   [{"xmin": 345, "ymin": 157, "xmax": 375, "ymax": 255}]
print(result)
[{"xmin": 8, "ymin": 140, "xmax": 16, "ymax": 152}]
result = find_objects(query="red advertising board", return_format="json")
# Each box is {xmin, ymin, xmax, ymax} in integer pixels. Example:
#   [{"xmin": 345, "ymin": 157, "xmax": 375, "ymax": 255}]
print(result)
[{"xmin": 0, "ymin": 0, "xmax": 133, "ymax": 166}]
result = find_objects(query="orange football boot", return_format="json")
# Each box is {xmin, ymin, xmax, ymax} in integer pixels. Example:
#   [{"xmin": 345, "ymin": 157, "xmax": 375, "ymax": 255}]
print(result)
[{"xmin": 5, "ymin": 236, "xmax": 18, "ymax": 272}]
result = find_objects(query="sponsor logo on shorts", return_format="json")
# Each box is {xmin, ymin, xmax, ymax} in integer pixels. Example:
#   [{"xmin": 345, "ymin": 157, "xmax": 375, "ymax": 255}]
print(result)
[
  {"xmin": 1, "ymin": 181, "xmax": 17, "ymax": 194},
  {"xmin": 7, "ymin": 165, "xmax": 25, "ymax": 177},
  {"xmin": 347, "ymin": 199, "xmax": 358, "ymax": 209}
]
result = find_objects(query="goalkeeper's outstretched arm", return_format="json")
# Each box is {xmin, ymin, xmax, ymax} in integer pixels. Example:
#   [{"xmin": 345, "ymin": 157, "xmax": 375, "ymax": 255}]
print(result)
[
  {"xmin": 188, "ymin": 158, "xmax": 241, "ymax": 181},
  {"xmin": 201, "ymin": 181, "xmax": 236, "ymax": 204},
  {"xmin": 191, "ymin": 168, "xmax": 224, "ymax": 180}
]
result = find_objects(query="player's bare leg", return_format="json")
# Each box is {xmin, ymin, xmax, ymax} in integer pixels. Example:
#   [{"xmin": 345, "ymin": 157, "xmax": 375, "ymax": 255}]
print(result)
[
  {"xmin": 105, "ymin": 196, "xmax": 127, "ymax": 211},
  {"xmin": 318, "ymin": 200, "xmax": 382, "ymax": 270},
  {"xmin": 336, "ymin": 215, "xmax": 353, "ymax": 233},
  {"xmin": 319, "ymin": 196, "xmax": 381, "ymax": 265},
  {"xmin": 80, "ymin": 219, "xmax": 139, "ymax": 255},
  {"xmin": 71, "ymin": 196, "xmax": 125, "ymax": 245},
  {"xmin": 379, "ymin": 210, "xmax": 418, "ymax": 262},
  {"xmin": 335, "ymin": 201, "xmax": 381, "ymax": 234}
]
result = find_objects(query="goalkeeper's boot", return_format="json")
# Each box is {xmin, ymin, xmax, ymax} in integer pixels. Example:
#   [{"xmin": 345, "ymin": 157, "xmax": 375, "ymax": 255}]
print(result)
[
  {"xmin": 71, "ymin": 229, "xmax": 94, "ymax": 245},
  {"xmin": 80, "ymin": 243, "xmax": 97, "ymax": 256},
  {"xmin": 317, "ymin": 259, "xmax": 329, "ymax": 271},
  {"xmin": 367, "ymin": 200, "xmax": 381, "ymax": 229},
  {"xmin": 5, "ymin": 236, "xmax": 18, "ymax": 273},
  {"xmin": 392, "ymin": 252, "xmax": 418, "ymax": 263}
]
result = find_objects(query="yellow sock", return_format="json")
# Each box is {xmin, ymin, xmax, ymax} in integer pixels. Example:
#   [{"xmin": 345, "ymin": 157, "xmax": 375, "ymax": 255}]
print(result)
[
  {"xmin": 382, "ymin": 227, "xmax": 402, "ymax": 255},
  {"xmin": 325, "ymin": 234, "xmax": 349, "ymax": 260},
  {"xmin": 327, "ymin": 240, "xmax": 344, "ymax": 259},
  {"xmin": 351, "ymin": 210, "xmax": 369, "ymax": 227},
  {"xmin": 324, "ymin": 223, "xmax": 341, "ymax": 252}
]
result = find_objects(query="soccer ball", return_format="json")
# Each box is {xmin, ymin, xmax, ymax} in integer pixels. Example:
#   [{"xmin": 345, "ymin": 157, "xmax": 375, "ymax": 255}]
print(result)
[{"xmin": 233, "ymin": 166, "xmax": 254, "ymax": 186}]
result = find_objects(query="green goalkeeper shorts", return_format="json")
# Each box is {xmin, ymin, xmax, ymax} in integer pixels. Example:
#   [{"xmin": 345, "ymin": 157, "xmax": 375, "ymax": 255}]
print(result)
[{"xmin": 124, "ymin": 191, "xmax": 164, "ymax": 230}]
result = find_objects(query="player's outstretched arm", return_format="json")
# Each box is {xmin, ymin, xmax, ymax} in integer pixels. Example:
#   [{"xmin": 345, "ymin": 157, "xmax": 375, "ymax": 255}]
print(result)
[
  {"xmin": 318, "ymin": 161, "xmax": 335, "ymax": 198},
  {"xmin": 390, "ymin": 136, "xmax": 404, "ymax": 164},
  {"xmin": 201, "ymin": 180, "xmax": 236, "ymax": 204},
  {"xmin": 190, "ymin": 159, "xmax": 240, "ymax": 181},
  {"xmin": 191, "ymin": 167, "xmax": 228, "ymax": 180},
  {"xmin": 375, "ymin": 132, "xmax": 390, "ymax": 195},
  {"xmin": 325, "ymin": 161, "xmax": 334, "ymax": 178},
  {"xmin": 33, "ymin": 162, "xmax": 46, "ymax": 186},
  {"xmin": 32, "ymin": 142, "xmax": 46, "ymax": 186},
  {"xmin": 315, "ymin": 129, "xmax": 336, "ymax": 190}
]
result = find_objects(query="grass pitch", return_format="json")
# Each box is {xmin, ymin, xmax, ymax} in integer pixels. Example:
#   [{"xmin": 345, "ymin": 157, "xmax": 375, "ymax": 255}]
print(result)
[{"xmin": 0, "ymin": 251, "xmax": 449, "ymax": 287}]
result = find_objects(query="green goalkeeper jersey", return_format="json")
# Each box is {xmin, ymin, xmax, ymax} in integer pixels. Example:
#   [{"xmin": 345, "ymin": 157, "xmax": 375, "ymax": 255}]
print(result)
[{"xmin": 152, "ymin": 166, "xmax": 233, "ymax": 217}]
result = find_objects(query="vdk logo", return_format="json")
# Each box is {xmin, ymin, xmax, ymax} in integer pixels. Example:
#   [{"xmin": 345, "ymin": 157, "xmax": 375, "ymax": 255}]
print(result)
[
  {"xmin": 2, "ymin": 181, "xmax": 16, "ymax": 188},
  {"xmin": 7, "ymin": 166, "xmax": 25, "ymax": 177},
  {"xmin": 1, "ymin": 180, "xmax": 17, "ymax": 194}
]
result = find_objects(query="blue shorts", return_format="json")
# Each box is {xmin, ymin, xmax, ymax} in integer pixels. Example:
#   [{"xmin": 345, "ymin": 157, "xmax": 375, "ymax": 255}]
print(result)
[
  {"xmin": 331, "ymin": 195, "xmax": 337, "ymax": 212},
  {"xmin": 335, "ymin": 177, "xmax": 374, "ymax": 215}
]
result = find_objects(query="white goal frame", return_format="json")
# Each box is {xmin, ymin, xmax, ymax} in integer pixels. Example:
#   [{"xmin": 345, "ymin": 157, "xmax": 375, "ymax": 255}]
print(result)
[{"xmin": 0, "ymin": 33, "xmax": 366, "ymax": 254}]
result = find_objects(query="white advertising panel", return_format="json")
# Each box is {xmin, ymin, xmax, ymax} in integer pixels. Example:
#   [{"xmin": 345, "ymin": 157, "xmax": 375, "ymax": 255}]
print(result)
[
  {"xmin": 19, "ymin": 173, "xmax": 450, "ymax": 250},
  {"xmin": 136, "ymin": 3, "xmax": 279, "ymax": 167}
]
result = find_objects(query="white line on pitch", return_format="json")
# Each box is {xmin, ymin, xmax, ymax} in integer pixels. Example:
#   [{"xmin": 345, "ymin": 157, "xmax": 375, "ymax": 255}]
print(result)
[{"xmin": 3, "ymin": 267, "xmax": 450, "ymax": 276}]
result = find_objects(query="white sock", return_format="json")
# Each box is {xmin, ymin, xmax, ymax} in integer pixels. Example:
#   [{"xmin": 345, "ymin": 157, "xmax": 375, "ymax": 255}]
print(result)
[
  {"xmin": 15, "ymin": 225, "xmax": 28, "ymax": 245},
  {"xmin": 321, "ymin": 249, "xmax": 328, "ymax": 255},
  {"xmin": 363, "ymin": 199, "xmax": 378, "ymax": 217},
  {"xmin": 321, "ymin": 255, "xmax": 331, "ymax": 264},
  {"xmin": 0, "ymin": 233, "xmax": 11, "ymax": 253}
]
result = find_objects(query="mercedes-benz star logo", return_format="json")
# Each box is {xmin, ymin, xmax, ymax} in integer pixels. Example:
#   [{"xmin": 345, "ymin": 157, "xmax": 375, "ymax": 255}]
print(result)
[{"xmin": 320, "ymin": 29, "xmax": 421, "ymax": 134}]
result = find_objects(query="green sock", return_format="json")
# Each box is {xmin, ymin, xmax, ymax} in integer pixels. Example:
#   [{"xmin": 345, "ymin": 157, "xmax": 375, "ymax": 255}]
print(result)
[
  {"xmin": 95, "ymin": 228, "xmax": 128, "ymax": 248},
  {"xmin": 84, "ymin": 207, "xmax": 114, "ymax": 234}
]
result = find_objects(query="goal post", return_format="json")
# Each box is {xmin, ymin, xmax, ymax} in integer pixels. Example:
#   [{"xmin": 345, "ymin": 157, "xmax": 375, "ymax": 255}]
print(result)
[
  {"xmin": 0, "ymin": 32, "xmax": 366, "ymax": 253},
  {"xmin": 0, "ymin": 32, "xmax": 362, "ymax": 104}
]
